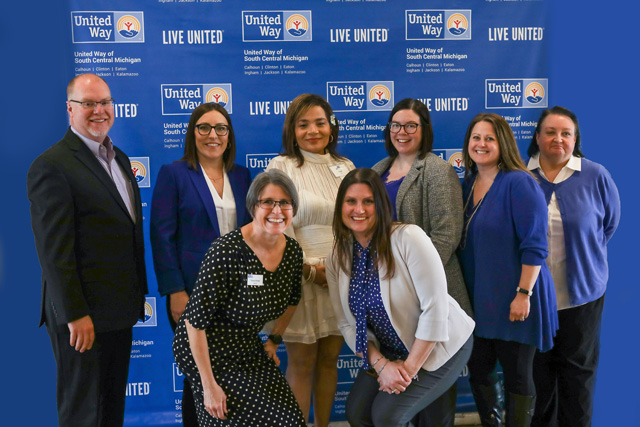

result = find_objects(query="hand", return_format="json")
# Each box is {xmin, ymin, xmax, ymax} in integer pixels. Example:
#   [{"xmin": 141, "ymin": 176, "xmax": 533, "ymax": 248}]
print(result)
[
  {"xmin": 510, "ymin": 293, "xmax": 531, "ymax": 322},
  {"xmin": 68, "ymin": 315, "xmax": 95, "ymax": 353},
  {"xmin": 264, "ymin": 340, "xmax": 280, "ymax": 367},
  {"xmin": 313, "ymin": 265, "xmax": 327, "ymax": 288},
  {"xmin": 170, "ymin": 290, "xmax": 189, "ymax": 323},
  {"xmin": 377, "ymin": 360, "xmax": 412, "ymax": 394},
  {"xmin": 203, "ymin": 383, "xmax": 227, "ymax": 420}
]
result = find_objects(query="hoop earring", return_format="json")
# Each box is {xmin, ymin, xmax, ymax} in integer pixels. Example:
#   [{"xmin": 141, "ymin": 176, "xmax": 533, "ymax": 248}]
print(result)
[{"xmin": 329, "ymin": 135, "xmax": 334, "ymax": 143}]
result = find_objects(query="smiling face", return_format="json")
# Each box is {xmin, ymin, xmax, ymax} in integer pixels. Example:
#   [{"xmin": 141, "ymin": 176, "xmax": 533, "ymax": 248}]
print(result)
[
  {"xmin": 536, "ymin": 114, "xmax": 577, "ymax": 167},
  {"xmin": 195, "ymin": 110, "xmax": 229, "ymax": 164},
  {"xmin": 341, "ymin": 183, "xmax": 376, "ymax": 246},
  {"xmin": 468, "ymin": 120, "xmax": 500, "ymax": 170},
  {"xmin": 252, "ymin": 184, "xmax": 294, "ymax": 237},
  {"xmin": 389, "ymin": 109, "xmax": 422, "ymax": 157},
  {"xmin": 294, "ymin": 105, "xmax": 332, "ymax": 154},
  {"xmin": 67, "ymin": 76, "xmax": 114, "ymax": 142}
]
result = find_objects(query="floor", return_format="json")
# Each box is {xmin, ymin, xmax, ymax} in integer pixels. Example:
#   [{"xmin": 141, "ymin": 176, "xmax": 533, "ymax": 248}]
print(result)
[{"xmin": 313, "ymin": 412, "xmax": 482, "ymax": 426}]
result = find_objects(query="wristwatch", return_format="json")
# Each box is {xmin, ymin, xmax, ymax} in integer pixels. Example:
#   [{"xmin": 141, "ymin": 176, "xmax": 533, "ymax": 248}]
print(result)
[
  {"xmin": 268, "ymin": 334, "xmax": 283, "ymax": 345},
  {"xmin": 516, "ymin": 287, "xmax": 533, "ymax": 296}
]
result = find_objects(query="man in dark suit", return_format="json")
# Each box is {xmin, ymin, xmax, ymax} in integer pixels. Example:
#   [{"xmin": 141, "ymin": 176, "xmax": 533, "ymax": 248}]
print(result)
[{"xmin": 27, "ymin": 73, "xmax": 148, "ymax": 427}]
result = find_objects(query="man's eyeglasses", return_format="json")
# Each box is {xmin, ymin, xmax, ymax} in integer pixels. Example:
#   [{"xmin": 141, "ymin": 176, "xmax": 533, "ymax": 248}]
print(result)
[
  {"xmin": 69, "ymin": 99, "xmax": 115, "ymax": 109},
  {"xmin": 195, "ymin": 124, "xmax": 230, "ymax": 137},
  {"xmin": 388, "ymin": 122, "xmax": 421, "ymax": 134},
  {"xmin": 257, "ymin": 199, "xmax": 293, "ymax": 211}
]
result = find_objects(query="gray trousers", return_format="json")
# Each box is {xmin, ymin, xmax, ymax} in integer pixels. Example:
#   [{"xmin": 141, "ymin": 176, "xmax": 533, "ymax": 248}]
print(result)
[{"xmin": 346, "ymin": 336, "xmax": 473, "ymax": 427}]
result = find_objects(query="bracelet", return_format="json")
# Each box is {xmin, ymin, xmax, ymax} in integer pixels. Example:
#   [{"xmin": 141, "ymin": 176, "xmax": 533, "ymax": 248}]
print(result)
[
  {"xmin": 376, "ymin": 359, "xmax": 389, "ymax": 376},
  {"xmin": 305, "ymin": 265, "xmax": 316, "ymax": 283},
  {"xmin": 371, "ymin": 356, "xmax": 385, "ymax": 369},
  {"xmin": 516, "ymin": 286, "xmax": 533, "ymax": 296}
]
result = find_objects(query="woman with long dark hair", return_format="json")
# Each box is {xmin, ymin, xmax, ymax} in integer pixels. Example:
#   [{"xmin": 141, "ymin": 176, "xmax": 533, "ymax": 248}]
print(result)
[{"xmin": 326, "ymin": 168, "xmax": 474, "ymax": 426}]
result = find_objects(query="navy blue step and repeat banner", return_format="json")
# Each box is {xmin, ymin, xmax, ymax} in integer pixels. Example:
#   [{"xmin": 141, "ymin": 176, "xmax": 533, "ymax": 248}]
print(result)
[{"xmin": 66, "ymin": 0, "xmax": 548, "ymax": 424}]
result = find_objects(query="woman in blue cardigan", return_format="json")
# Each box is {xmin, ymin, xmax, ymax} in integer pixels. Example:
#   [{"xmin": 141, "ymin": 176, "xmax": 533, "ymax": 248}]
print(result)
[
  {"xmin": 526, "ymin": 107, "xmax": 620, "ymax": 427},
  {"xmin": 458, "ymin": 113, "xmax": 558, "ymax": 427},
  {"xmin": 150, "ymin": 103, "xmax": 252, "ymax": 426}
]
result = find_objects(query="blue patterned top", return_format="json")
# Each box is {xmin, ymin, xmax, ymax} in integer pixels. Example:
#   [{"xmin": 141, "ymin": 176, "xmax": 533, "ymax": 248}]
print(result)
[{"xmin": 349, "ymin": 240, "xmax": 408, "ymax": 370}]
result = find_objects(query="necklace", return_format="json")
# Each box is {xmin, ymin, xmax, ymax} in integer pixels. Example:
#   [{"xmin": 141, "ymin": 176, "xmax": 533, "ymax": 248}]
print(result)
[
  {"xmin": 207, "ymin": 174, "xmax": 223, "ymax": 182},
  {"xmin": 460, "ymin": 179, "xmax": 485, "ymax": 249}
]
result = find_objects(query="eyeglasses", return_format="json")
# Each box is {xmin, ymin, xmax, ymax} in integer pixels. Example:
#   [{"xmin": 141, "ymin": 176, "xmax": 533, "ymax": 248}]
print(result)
[
  {"xmin": 388, "ymin": 122, "xmax": 421, "ymax": 134},
  {"xmin": 195, "ymin": 123, "xmax": 229, "ymax": 136},
  {"xmin": 257, "ymin": 199, "xmax": 293, "ymax": 210},
  {"xmin": 69, "ymin": 99, "xmax": 115, "ymax": 109}
]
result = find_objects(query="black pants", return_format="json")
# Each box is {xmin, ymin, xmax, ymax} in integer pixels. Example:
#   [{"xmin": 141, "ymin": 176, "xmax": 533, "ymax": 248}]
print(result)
[
  {"xmin": 167, "ymin": 296, "xmax": 198, "ymax": 427},
  {"xmin": 532, "ymin": 295, "xmax": 605, "ymax": 427},
  {"xmin": 48, "ymin": 327, "xmax": 132, "ymax": 427},
  {"xmin": 467, "ymin": 336, "xmax": 536, "ymax": 396}
]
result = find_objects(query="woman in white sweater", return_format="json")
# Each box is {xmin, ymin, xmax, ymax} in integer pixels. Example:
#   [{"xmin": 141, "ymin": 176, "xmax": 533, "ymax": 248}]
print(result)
[{"xmin": 326, "ymin": 168, "xmax": 474, "ymax": 426}]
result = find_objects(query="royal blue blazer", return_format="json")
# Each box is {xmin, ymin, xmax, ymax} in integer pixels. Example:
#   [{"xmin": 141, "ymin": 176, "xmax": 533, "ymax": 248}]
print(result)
[{"xmin": 150, "ymin": 160, "xmax": 252, "ymax": 296}]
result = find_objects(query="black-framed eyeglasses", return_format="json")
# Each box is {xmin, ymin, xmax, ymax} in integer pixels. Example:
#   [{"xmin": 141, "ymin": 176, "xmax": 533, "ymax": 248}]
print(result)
[
  {"xmin": 69, "ymin": 99, "xmax": 115, "ymax": 109},
  {"xmin": 257, "ymin": 199, "xmax": 293, "ymax": 211},
  {"xmin": 195, "ymin": 123, "xmax": 229, "ymax": 136},
  {"xmin": 388, "ymin": 122, "xmax": 421, "ymax": 134}
]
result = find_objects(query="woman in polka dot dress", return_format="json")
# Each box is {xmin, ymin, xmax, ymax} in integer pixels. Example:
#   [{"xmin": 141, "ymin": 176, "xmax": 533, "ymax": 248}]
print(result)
[{"xmin": 173, "ymin": 169, "xmax": 306, "ymax": 426}]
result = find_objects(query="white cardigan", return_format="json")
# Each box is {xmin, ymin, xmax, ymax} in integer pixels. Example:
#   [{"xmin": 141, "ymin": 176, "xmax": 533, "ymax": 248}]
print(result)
[{"xmin": 326, "ymin": 224, "xmax": 475, "ymax": 371}]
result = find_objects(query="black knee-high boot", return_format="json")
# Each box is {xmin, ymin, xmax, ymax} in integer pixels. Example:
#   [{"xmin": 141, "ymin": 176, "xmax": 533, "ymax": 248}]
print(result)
[
  {"xmin": 470, "ymin": 381, "xmax": 504, "ymax": 426},
  {"xmin": 505, "ymin": 393, "xmax": 536, "ymax": 427}
]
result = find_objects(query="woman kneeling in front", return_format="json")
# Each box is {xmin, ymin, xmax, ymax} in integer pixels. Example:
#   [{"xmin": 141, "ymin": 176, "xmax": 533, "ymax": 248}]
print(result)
[{"xmin": 326, "ymin": 168, "xmax": 475, "ymax": 426}]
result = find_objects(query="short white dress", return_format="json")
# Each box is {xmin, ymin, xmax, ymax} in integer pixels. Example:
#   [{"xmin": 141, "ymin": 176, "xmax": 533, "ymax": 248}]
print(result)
[{"xmin": 267, "ymin": 150, "xmax": 355, "ymax": 343}]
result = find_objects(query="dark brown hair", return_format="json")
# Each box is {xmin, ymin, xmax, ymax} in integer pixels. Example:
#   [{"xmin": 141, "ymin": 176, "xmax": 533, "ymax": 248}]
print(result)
[
  {"xmin": 181, "ymin": 103, "xmax": 237, "ymax": 171},
  {"xmin": 332, "ymin": 168, "xmax": 400, "ymax": 280},
  {"xmin": 383, "ymin": 98, "xmax": 434, "ymax": 159},
  {"xmin": 281, "ymin": 94, "xmax": 344, "ymax": 167},
  {"xmin": 527, "ymin": 106, "xmax": 584, "ymax": 158}
]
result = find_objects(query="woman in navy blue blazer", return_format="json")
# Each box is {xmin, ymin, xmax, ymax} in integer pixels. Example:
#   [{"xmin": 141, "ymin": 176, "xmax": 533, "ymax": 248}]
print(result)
[{"xmin": 151, "ymin": 102, "xmax": 252, "ymax": 426}]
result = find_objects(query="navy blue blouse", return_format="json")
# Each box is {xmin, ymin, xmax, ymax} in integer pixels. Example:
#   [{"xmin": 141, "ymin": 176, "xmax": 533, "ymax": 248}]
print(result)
[
  {"xmin": 349, "ymin": 240, "xmax": 408, "ymax": 370},
  {"xmin": 381, "ymin": 168, "xmax": 404, "ymax": 221}
]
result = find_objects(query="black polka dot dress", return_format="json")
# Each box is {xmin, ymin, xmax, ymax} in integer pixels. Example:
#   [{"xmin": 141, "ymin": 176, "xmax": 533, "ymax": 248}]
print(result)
[{"xmin": 173, "ymin": 229, "xmax": 306, "ymax": 426}]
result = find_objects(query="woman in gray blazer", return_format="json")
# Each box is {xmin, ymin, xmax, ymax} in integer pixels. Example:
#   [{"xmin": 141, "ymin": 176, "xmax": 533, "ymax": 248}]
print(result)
[
  {"xmin": 371, "ymin": 98, "xmax": 472, "ymax": 426},
  {"xmin": 326, "ymin": 168, "xmax": 474, "ymax": 426}
]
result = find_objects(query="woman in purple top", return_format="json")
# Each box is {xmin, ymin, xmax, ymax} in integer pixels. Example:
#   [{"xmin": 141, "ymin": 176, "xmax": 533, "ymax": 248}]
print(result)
[
  {"xmin": 372, "ymin": 98, "xmax": 472, "ymax": 427},
  {"xmin": 526, "ymin": 107, "xmax": 620, "ymax": 427},
  {"xmin": 458, "ymin": 113, "xmax": 558, "ymax": 427}
]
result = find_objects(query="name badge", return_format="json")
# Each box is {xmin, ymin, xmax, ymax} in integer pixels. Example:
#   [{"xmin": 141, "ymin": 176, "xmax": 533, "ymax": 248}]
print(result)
[
  {"xmin": 329, "ymin": 164, "xmax": 348, "ymax": 178},
  {"xmin": 247, "ymin": 274, "xmax": 264, "ymax": 287}
]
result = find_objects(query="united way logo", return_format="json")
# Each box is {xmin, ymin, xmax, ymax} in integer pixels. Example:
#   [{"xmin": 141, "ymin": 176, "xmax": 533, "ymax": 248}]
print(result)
[
  {"xmin": 485, "ymin": 79, "xmax": 548, "ymax": 109},
  {"xmin": 369, "ymin": 85, "xmax": 391, "ymax": 108},
  {"xmin": 246, "ymin": 153, "xmax": 279, "ymax": 177},
  {"xmin": 242, "ymin": 11, "xmax": 312, "ymax": 42},
  {"xmin": 161, "ymin": 83, "xmax": 233, "ymax": 115},
  {"xmin": 328, "ymin": 81, "xmax": 395, "ymax": 112},
  {"xmin": 117, "ymin": 15, "xmax": 141, "ymax": 38},
  {"xmin": 129, "ymin": 157, "xmax": 149, "ymax": 188},
  {"xmin": 135, "ymin": 297, "xmax": 157, "ymax": 327},
  {"xmin": 525, "ymin": 82, "xmax": 545, "ymax": 104},
  {"xmin": 447, "ymin": 13, "xmax": 468, "ymax": 36},
  {"xmin": 405, "ymin": 10, "xmax": 471, "ymax": 40},
  {"xmin": 71, "ymin": 11, "xmax": 144, "ymax": 43},
  {"xmin": 286, "ymin": 14, "xmax": 309, "ymax": 37},
  {"xmin": 205, "ymin": 87, "xmax": 230, "ymax": 109},
  {"xmin": 434, "ymin": 150, "xmax": 465, "ymax": 179}
]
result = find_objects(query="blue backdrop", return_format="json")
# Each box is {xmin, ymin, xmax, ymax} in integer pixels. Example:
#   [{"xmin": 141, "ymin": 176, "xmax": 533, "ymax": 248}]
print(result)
[{"xmin": 1, "ymin": 1, "xmax": 637, "ymax": 426}]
